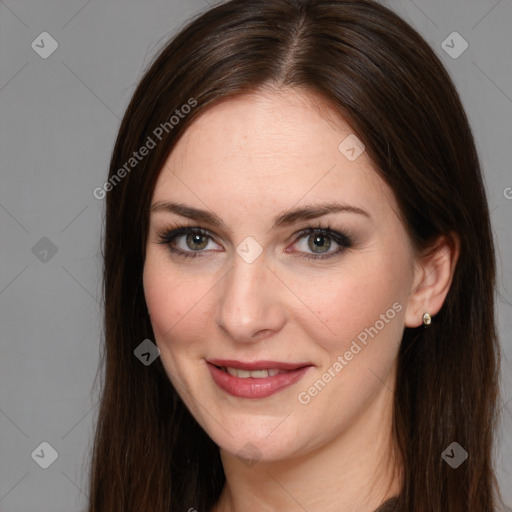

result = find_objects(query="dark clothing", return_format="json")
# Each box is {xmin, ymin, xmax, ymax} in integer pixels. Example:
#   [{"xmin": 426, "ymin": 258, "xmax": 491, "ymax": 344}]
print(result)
[{"xmin": 373, "ymin": 496, "xmax": 399, "ymax": 512}]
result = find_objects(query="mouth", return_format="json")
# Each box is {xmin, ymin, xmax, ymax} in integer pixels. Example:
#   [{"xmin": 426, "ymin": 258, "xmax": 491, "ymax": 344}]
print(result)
[{"xmin": 206, "ymin": 359, "xmax": 314, "ymax": 399}]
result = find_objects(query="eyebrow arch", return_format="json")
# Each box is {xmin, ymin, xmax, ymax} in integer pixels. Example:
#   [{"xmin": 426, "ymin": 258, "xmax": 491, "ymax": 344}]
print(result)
[{"xmin": 149, "ymin": 200, "xmax": 371, "ymax": 232}]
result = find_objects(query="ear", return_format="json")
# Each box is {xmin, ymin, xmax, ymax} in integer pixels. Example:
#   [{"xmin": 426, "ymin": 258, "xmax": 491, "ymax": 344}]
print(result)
[{"xmin": 404, "ymin": 232, "xmax": 460, "ymax": 328}]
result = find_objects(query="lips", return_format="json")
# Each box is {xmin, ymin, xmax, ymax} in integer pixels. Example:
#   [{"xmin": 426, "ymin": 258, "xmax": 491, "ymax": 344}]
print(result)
[
  {"xmin": 206, "ymin": 359, "xmax": 313, "ymax": 399},
  {"xmin": 207, "ymin": 359, "xmax": 310, "ymax": 371}
]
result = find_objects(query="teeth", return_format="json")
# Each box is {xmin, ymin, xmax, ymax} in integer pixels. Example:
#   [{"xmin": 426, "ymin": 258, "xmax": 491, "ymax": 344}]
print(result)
[{"xmin": 223, "ymin": 367, "xmax": 283, "ymax": 378}]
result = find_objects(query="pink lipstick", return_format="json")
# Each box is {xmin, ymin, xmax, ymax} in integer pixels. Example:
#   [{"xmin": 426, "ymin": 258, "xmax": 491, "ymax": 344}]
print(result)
[{"xmin": 206, "ymin": 359, "xmax": 313, "ymax": 399}]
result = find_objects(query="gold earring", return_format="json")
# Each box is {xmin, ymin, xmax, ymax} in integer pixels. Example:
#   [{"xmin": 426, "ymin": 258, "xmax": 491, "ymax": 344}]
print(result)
[{"xmin": 422, "ymin": 312, "xmax": 432, "ymax": 326}]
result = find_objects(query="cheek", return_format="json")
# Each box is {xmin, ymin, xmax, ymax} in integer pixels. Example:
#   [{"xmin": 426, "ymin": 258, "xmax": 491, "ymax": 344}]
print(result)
[
  {"xmin": 295, "ymin": 260, "xmax": 405, "ymax": 352},
  {"xmin": 143, "ymin": 256, "xmax": 212, "ymax": 350},
  {"xmin": 291, "ymin": 261, "xmax": 406, "ymax": 422}
]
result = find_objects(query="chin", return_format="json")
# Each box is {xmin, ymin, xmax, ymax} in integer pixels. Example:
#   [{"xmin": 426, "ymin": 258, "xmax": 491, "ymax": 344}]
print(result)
[{"xmin": 208, "ymin": 420, "xmax": 310, "ymax": 465}]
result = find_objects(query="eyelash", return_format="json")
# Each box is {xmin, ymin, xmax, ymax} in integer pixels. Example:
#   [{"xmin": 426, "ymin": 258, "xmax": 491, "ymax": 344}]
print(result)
[{"xmin": 155, "ymin": 222, "xmax": 354, "ymax": 261}]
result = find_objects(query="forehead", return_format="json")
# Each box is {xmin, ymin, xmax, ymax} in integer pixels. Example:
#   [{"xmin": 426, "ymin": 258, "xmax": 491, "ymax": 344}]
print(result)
[{"xmin": 152, "ymin": 89, "xmax": 396, "ymax": 224}]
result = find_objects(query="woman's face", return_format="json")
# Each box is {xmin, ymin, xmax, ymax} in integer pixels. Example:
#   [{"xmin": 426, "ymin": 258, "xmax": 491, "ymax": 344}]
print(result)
[{"xmin": 143, "ymin": 88, "xmax": 418, "ymax": 462}]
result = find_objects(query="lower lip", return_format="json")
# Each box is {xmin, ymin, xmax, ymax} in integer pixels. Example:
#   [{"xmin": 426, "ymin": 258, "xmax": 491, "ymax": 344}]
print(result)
[{"xmin": 207, "ymin": 362, "xmax": 312, "ymax": 399}]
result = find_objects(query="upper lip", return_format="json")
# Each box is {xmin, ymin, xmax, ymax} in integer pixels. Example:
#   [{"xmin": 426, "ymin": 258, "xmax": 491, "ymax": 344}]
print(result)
[{"xmin": 207, "ymin": 359, "xmax": 312, "ymax": 371}]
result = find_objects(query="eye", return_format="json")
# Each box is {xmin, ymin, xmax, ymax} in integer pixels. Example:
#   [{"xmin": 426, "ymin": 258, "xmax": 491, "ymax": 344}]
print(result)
[
  {"xmin": 290, "ymin": 226, "xmax": 353, "ymax": 260},
  {"xmin": 156, "ymin": 223, "xmax": 354, "ymax": 261},
  {"xmin": 156, "ymin": 226, "xmax": 221, "ymax": 259}
]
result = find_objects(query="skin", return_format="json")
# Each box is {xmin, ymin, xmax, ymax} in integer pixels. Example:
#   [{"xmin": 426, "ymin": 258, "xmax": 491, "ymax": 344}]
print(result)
[{"xmin": 143, "ymin": 88, "xmax": 459, "ymax": 512}]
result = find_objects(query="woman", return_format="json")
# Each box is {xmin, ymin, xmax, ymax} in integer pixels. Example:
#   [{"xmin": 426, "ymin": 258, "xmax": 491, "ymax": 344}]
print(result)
[{"xmin": 88, "ymin": 0, "xmax": 505, "ymax": 511}]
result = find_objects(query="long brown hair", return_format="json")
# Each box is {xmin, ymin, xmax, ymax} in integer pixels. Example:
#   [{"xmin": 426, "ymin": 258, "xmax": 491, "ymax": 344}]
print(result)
[{"xmin": 89, "ymin": 1, "xmax": 503, "ymax": 510}]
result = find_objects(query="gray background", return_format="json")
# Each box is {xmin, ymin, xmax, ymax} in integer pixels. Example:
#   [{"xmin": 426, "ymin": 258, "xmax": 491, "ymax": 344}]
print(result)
[{"xmin": 0, "ymin": 0, "xmax": 511, "ymax": 510}]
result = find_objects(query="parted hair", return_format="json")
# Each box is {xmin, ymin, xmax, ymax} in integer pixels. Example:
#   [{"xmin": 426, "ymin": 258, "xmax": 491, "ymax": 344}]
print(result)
[{"xmin": 88, "ymin": 1, "xmax": 503, "ymax": 511}]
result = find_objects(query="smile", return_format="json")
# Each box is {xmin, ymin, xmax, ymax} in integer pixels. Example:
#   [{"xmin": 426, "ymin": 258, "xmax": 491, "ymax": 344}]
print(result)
[
  {"xmin": 206, "ymin": 359, "xmax": 313, "ymax": 399},
  {"xmin": 221, "ymin": 367, "xmax": 283, "ymax": 378}
]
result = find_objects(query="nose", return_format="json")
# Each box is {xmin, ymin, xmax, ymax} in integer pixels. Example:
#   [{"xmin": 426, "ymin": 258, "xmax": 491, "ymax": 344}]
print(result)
[{"xmin": 215, "ymin": 256, "xmax": 287, "ymax": 343}]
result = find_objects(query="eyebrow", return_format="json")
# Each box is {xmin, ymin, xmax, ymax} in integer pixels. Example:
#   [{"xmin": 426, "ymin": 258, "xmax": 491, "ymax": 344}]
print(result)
[{"xmin": 149, "ymin": 200, "xmax": 371, "ymax": 232}]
